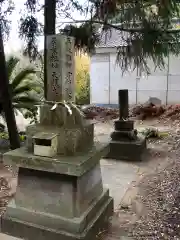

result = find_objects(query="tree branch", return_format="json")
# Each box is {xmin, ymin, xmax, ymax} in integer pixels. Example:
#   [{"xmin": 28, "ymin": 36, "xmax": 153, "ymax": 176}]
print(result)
[{"xmin": 57, "ymin": 19, "xmax": 180, "ymax": 34}]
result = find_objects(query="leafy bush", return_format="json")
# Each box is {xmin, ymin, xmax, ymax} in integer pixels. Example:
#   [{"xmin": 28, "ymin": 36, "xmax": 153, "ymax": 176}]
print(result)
[
  {"xmin": 75, "ymin": 69, "xmax": 90, "ymax": 105},
  {"xmin": 0, "ymin": 131, "xmax": 26, "ymax": 142},
  {"xmin": 75, "ymin": 55, "xmax": 90, "ymax": 105},
  {"xmin": 0, "ymin": 55, "xmax": 41, "ymax": 123},
  {"xmin": 140, "ymin": 128, "xmax": 169, "ymax": 139}
]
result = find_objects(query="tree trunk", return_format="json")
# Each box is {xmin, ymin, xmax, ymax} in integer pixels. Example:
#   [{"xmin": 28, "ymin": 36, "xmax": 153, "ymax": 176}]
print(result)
[
  {"xmin": 0, "ymin": 25, "xmax": 20, "ymax": 149},
  {"xmin": 44, "ymin": 0, "xmax": 56, "ymax": 99}
]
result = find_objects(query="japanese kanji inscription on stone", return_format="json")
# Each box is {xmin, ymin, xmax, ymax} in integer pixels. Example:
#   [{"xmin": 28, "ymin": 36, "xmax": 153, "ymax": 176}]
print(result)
[{"xmin": 46, "ymin": 34, "xmax": 75, "ymax": 102}]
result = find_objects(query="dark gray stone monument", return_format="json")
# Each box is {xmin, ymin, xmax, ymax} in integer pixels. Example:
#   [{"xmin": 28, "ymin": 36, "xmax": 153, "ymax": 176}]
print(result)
[
  {"xmin": 106, "ymin": 89, "xmax": 146, "ymax": 161},
  {"xmin": 1, "ymin": 34, "xmax": 113, "ymax": 240}
]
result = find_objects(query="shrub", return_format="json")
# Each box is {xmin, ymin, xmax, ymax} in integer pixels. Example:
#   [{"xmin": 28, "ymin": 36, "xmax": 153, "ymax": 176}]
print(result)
[
  {"xmin": 75, "ymin": 69, "xmax": 90, "ymax": 105},
  {"xmin": 75, "ymin": 55, "xmax": 90, "ymax": 105}
]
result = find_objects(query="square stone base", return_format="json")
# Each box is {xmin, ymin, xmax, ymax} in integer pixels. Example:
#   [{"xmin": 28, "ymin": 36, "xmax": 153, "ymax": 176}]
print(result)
[
  {"xmin": 105, "ymin": 138, "xmax": 146, "ymax": 161},
  {"xmin": 1, "ymin": 190, "xmax": 113, "ymax": 240}
]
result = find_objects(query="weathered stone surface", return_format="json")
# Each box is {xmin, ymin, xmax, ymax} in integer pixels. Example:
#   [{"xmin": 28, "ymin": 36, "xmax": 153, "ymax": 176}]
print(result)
[
  {"xmin": 110, "ymin": 130, "xmax": 137, "ymax": 141},
  {"xmin": 3, "ymin": 188, "xmax": 110, "ymax": 233},
  {"xmin": 106, "ymin": 138, "xmax": 146, "ymax": 161},
  {"xmin": 2, "ymin": 142, "xmax": 113, "ymax": 239},
  {"xmin": 107, "ymin": 90, "xmax": 147, "ymax": 161},
  {"xmin": 46, "ymin": 34, "xmax": 75, "ymax": 102},
  {"xmin": 114, "ymin": 120, "xmax": 134, "ymax": 131},
  {"xmin": 40, "ymin": 103, "xmax": 87, "ymax": 127},
  {"xmin": 26, "ymin": 122, "xmax": 94, "ymax": 155},
  {"xmin": 2, "ymin": 194, "xmax": 113, "ymax": 240},
  {"xmin": 118, "ymin": 90, "xmax": 129, "ymax": 120},
  {"xmin": 3, "ymin": 142, "xmax": 109, "ymax": 176},
  {"xmin": 40, "ymin": 103, "xmax": 68, "ymax": 127},
  {"xmin": 13, "ymin": 165, "xmax": 103, "ymax": 218}
]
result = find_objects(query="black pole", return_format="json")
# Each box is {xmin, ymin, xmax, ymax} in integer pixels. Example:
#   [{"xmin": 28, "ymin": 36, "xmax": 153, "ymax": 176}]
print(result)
[
  {"xmin": 0, "ymin": 25, "xmax": 20, "ymax": 149},
  {"xmin": 118, "ymin": 89, "xmax": 129, "ymax": 120},
  {"xmin": 44, "ymin": 0, "xmax": 56, "ymax": 99}
]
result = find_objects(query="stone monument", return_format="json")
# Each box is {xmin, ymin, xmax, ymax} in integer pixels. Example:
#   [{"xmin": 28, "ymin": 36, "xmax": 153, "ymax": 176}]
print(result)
[
  {"xmin": 106, "ymin": 89, "xmax": 146, "ymax": 161},
  {"xmin": 1, "ymin": 34, "xmax": 113, "ymax": 240}
]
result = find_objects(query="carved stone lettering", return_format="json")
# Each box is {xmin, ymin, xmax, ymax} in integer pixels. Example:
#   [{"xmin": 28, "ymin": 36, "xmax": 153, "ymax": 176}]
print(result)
[{"xmin": 46, "ymin": 34, "xmax": 75, "ymax": 102}]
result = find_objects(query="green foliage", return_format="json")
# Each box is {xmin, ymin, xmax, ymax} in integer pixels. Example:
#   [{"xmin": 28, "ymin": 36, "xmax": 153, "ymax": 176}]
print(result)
[
  {"xmin": 140, "ymin": 128, "xmax": 169, "ymax": 139},
  {"xmin": 0, "ymin": 0, "xmax": 15, "ymax": 39},
  {"xmin": 93, "ymin": 0, "xmax": 180, "ymax": 73},
  {"xmin": 61, "ymin": 23, "xmax": 100, "ymax": 53},
  {"xmin": 16, "ymin": 0, "xmax": 180, "ymax": 75},
  {"xmin": 0, "ymin": 131, "xmax": 26, "ymax": 142},
  {"xmin": 75, "ymin": 69, "xmax": 90, "ymax": 105},
  {"xmin": 5, "ymin": 56, "xmax": 41, "ymax": 122},
  {"xmin": 0, "ymin": 132, "xmax": 9, "ymax": 140}
]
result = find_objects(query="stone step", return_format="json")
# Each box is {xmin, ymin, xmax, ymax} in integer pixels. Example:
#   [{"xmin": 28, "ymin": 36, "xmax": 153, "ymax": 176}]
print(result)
[{"xmin": 0, "ymin": 233, "xmax": 22, "ymax": 240}]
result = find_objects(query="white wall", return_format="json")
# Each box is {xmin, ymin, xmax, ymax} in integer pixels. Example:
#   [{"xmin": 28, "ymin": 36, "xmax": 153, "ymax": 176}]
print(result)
[
  {"xmin": 90, "ymin": 53, "xmax": 110, "ymax": 104},
  {"xmin": 90, "ymin": 50, "xmax": 180, "ymax": 105},
  {"xmin": 109, "ymin": 54, "xmax": 137, "ymax": 104}
]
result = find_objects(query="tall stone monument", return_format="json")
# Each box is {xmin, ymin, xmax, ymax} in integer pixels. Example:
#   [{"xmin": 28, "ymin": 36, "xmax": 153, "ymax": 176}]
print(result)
[
  {"xmin": 1, "ymin": 34, "xmax": 113, "ymax": 240},
  {"xmin": 106, "ymin": 89, "xmax": 146, "ymax": 161}
]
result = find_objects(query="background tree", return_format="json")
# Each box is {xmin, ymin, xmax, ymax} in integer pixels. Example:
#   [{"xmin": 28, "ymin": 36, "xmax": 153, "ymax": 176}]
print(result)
[
  {"xmin": 19, "ymin": 0, "xmax": 86, "ymax": 99},
  {"xmin": 61, "ymin": 0, "xmax": 180, "ymax": 74},
  {"xmin": 0, "ymin": 0, "xmax": 20, "ymax": 149},
  {"xmin": 44, "ymin": 0, "xmax": 56, "ymax": 99},
  {"xmin": 18, "ymin": 0, "xmax": 180, "ymax": 74},
  {"xmin": 6, "ymin": 56, "xmax": 40, "ymax": 122}
]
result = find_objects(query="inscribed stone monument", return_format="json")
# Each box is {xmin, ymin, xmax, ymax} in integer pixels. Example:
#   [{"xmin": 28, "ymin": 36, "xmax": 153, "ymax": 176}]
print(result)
[
  {"xmin": 106, "ymin": 89, "xmax": 146, "ymax": 161},
  {"xmin": 46, "ymin": 34, "xmax": 75, "ymax": 102},
  {"xmin": 1, "ymin": 34, "xmax": 113, "ymax": 240}
]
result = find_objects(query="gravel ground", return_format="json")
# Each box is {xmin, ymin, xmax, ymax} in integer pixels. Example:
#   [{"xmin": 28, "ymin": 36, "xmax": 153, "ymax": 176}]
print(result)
[{"xmin": 101, "ymin": 119, "xmax": 180, "ymax": 240}]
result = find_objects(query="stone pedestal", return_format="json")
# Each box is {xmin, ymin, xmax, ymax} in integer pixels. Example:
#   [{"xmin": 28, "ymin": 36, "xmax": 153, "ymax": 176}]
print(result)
[
  {"xmin": 106, "ymin": 120, "xmax": 146, "ymax": 161},
  {"xmin": 1, "ymin": 34, "xmax": 113, "ymax": 240},
  {"xmin": 1, "ymin": 143, "xmax": 113, "ymax": 240}
]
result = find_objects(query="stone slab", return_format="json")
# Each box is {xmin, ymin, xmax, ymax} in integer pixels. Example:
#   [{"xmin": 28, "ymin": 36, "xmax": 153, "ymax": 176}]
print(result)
[
  {"xmin": 105, "ymin": 138, "xmax": 146, "ymax": 161},
  {"xmin": 3, "ymin": 142, "xmax": 109, "ymax": 176},
  {"xmin": 1, "ymin": 195, "xmax": 113, "ymax": 240}
]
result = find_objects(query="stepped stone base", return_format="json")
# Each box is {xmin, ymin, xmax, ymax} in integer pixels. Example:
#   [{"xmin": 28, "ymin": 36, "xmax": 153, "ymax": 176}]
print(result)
[
  {"xmin": 106, "ymin": 138, "xmax": 146, "ymax": 161},
  {"xmin": 2, "ymin": 191, "xmax": 113, "ymax": 240},
  {"xmin": 114, "ymin": 120, "xmax": 134, "ymax": 131},
  {"xmin": 1, "ymin": 142, "xmax": 113, "ymax": 240}
]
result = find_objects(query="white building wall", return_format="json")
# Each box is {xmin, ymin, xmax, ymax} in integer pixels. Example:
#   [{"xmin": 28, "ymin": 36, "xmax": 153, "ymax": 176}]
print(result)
[
  {"xmin": 109, "ymin": 53, "xmax": 137, "ymax": 104},
  {"xmin": 137, "ymin": 58, "xmax": 168, "ymax": 104},
  {"xmin": 167, "ymin": 55, "xmax": 180, "ymax": 103},
  {"xmin": 90, "ymin": 50, "xmax": 180, "ymax": 105},
  {"xmin": 90, "ymin": 53, "xmax": 110, "ymax": 104}
]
